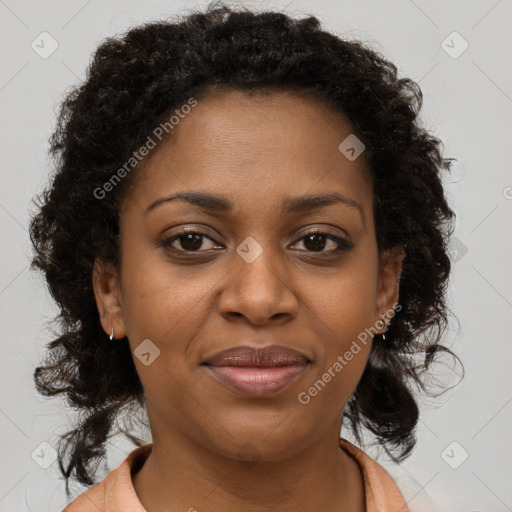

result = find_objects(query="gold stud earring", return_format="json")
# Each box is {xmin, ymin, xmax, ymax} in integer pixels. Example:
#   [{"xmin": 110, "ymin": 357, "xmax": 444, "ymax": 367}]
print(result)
[{"xmin": 380, "ymin": 313, "xmax": 388, "ymax": 342}]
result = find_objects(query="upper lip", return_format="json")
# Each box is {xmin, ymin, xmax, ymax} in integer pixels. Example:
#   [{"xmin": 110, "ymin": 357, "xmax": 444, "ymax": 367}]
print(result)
[{"xmin": 203, "ymin": 345, "xmax": 310, "ymax": 367}]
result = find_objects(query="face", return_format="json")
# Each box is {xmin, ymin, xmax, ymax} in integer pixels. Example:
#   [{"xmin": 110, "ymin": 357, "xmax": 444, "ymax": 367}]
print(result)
[{"xmin": 93, "ymin": 88, "xmax": 404, "ymax": 461}]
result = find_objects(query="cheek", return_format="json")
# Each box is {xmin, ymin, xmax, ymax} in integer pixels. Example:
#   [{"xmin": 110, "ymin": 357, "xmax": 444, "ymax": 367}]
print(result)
[
  {"xmin": 119, "ymin": 243, "xmax": 218, "ymax": 356},
  {"xmin": 297, "ymin": 278, "xmax": 375, "ymax": 414},
  {"xmin": 298, "ymin": 259, "xmax": 377, "ymax": 397},
  {"xmin": 303, "ymin": 255, "xmax": 378, "ymax": 340}
]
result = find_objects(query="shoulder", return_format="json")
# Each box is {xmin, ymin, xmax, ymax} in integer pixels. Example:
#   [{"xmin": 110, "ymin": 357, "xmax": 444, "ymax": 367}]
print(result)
[
  {"xmin": 384, "ymin": 463, "xmax": 441, "ymax": 512},
  {"xmin": 339, "ymin": 438, "xmax": 442, "ymax": 512},
  {"xmin": 62, "ymin": 481, "xmax": 106, "ymax": 512},
  {"xmin": 339, "ymin": 438, "xmax": 411, "ymax": 511},
  {"xmin": 62, "ymin": 444, "xmax": 152, "ymax": 512}
]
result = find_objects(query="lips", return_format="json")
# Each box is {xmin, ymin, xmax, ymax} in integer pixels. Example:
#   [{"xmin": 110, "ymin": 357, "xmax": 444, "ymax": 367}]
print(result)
[
  {"xmin": 203, "ymin": 345, "xmax": 310, "ymax": 367},
  {"xmin": 202, "ymin": 345, "xmax": 310, "ymax": 397}
]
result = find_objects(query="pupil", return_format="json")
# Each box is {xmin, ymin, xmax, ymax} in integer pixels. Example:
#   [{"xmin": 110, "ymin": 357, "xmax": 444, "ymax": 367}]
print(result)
[
  {"xmin": 304, "ymin": 234, "xmax": 326, "ymax": 252},
  {"xmin": 181, "ymin": 234, "xmax": 202, "ymax": 251}
]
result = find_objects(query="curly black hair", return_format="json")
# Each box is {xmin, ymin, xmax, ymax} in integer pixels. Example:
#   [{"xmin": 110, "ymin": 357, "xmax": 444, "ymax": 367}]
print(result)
[{"xmin": 29, "ymin": 1, "xmax": 461, "ymax": 498}]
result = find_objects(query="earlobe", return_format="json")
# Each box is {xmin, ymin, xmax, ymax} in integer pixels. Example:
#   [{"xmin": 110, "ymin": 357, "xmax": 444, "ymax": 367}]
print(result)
[{"xmin": 92, "ymin": 258, "xmax": 127, "ymax": 340}]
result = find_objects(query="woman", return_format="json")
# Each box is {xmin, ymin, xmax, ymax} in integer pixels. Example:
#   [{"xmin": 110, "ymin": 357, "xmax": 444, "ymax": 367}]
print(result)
[{"xmin": 29, "ymin": 3, "xmax": 459, "ymax": 511}]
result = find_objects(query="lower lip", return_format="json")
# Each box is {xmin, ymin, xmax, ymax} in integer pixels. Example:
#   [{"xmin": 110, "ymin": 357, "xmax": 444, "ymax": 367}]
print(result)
[{"xmin": 204, "ymin": 364, "xmax": 308, "ymax": 397}]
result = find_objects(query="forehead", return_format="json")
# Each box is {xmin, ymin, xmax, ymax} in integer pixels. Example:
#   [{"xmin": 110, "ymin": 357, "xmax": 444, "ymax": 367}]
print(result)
[{"xmin": 122, "ymin": 89, "xmax": 373, "ymax": 221}]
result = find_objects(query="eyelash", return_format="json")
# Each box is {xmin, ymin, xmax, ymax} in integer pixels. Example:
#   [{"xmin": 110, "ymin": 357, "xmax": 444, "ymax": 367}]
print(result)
[{"xmin": 160, "ymin": 227, "xmax": 354, "ymax": 257}]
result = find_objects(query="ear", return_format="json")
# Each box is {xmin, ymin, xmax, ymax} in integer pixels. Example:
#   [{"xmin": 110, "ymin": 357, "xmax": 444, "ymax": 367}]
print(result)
[
  {"xmin": 92, "ymin": 258, "xmax": 127, "ymax": 340},
  {"xmin": 375, "ymin": 245, "xmax": 406, "ymax": 333}
]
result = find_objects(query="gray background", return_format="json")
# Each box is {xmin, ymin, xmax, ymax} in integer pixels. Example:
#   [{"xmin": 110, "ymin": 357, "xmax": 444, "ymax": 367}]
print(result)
[{"xmin": 1, "ymin": 0, "xmax": 511, "ymax": 511}]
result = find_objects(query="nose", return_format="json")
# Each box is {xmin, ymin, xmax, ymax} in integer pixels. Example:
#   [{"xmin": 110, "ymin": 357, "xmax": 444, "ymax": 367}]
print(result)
[{"xmin": 218, "ymin": 245, "xmax": 298, "ymax": 326}]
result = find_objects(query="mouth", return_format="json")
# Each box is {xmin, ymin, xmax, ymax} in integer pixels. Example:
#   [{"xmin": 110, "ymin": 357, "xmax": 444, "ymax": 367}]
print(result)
[{"xmin": 202, "ymin": 345, "xmax": 311, "ymax": 397}]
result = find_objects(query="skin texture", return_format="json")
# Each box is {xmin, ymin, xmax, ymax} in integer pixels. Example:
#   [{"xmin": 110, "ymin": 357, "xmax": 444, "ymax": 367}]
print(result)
[{"xmin": 92, "ymin": 89, "xmax": 404, "ymax": 512}]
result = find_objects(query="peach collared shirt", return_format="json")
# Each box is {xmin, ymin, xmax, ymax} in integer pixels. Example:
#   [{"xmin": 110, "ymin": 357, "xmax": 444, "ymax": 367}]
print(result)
[{"xmin": 62, "ymin": 438, "xmax": 410, "ymax": 511}]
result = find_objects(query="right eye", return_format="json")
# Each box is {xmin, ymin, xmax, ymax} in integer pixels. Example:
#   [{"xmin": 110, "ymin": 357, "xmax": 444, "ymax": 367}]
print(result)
[{"xmin": 160, "ymin": 228, "xmax": 222, "ymax": 254}]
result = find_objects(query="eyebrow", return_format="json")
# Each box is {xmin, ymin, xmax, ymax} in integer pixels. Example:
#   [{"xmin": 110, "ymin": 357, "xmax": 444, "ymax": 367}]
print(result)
[{"xmin": 144, "ymin": 191, "xmax": 366, "ymax": 227}]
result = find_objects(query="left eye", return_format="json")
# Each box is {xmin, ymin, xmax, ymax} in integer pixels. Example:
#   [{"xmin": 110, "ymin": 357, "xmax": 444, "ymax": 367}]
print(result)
[
  {"xmin": 161, "ymin": 230, "xmax": 353, "ymax": 254},
  {"xmin": 291, "ymin": 231, "xmax": 352, "ymax": 253}
]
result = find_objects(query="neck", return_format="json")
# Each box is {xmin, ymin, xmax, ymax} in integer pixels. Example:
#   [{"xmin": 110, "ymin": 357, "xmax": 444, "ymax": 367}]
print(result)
[{"xmin": 132, "ymin": 420, "xmax": 366, "ymax": 512}]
